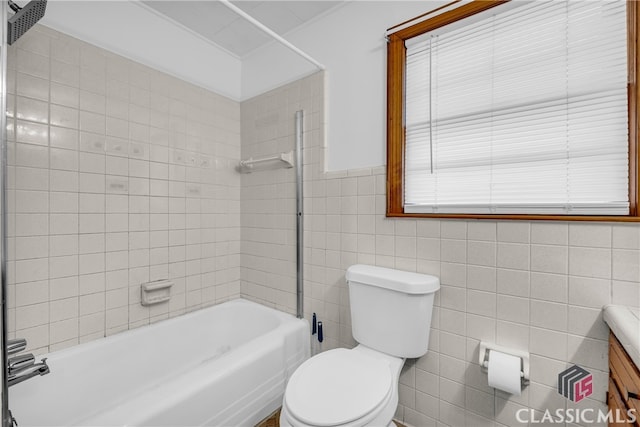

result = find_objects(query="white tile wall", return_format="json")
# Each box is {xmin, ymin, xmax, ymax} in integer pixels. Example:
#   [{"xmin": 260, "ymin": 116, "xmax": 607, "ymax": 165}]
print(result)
[
  {"xmin": 241, "ymin": 72, "xmax": 640, "ymax": 427},
  {"xmin": 6, "ymin": 26, "xmax": 241, "ymax": 354},
  {"xmin": 239, "ymin": 73, "xmax": 323, "ymax": 315}
]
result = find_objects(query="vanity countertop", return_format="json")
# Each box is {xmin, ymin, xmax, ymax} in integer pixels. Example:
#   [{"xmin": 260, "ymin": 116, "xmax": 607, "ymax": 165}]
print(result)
[{"xmin": 603, "ymin": 304, "xmax": 640, "ymax": 368}]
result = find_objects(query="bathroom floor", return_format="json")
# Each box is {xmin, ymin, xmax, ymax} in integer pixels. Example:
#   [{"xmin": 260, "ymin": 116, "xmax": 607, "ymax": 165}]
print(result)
[{"xmin": 257, "ymin": 409, "xmax": 280, "ymax": 427}]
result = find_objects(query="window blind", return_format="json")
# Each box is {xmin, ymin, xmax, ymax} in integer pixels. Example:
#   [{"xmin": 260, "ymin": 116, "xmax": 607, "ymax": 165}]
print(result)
[{"xmin": 404, "ymin": 0, "xmax": 629, "ymax": 215}]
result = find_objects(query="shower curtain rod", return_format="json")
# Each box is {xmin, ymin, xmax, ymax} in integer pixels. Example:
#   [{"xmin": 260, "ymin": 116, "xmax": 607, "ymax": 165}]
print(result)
[{"xmin": 218, "ymin": 0, "xmax": 325, "ymax": 71}]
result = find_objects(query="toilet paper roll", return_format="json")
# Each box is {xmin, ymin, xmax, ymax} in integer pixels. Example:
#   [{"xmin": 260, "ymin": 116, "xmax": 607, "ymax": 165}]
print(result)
[{"xmin": 487, "ymin": 350, "xmax": 522, "ymax": 396}]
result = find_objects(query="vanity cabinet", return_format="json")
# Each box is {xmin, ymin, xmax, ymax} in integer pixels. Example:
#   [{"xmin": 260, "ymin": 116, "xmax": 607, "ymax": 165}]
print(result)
[{"xmin": 609, "ymin": 332, "xmax": 640, "ymax": 426}]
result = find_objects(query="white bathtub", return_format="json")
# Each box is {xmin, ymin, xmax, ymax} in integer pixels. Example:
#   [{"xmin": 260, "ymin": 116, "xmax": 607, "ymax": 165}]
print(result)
[{"xmin": 9, "ymin": 299, "xmax": 309, "ymax": 426}]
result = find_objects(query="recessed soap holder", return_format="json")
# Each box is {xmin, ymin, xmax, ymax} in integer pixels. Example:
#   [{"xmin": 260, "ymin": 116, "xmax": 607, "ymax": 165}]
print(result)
[
  {"xmin": 479, "ymin": 341, "xmax": 530, "ymax": 385},
  {"xmin": 140, "ymin": 279, "xmax": 173, "ymax": 306}
]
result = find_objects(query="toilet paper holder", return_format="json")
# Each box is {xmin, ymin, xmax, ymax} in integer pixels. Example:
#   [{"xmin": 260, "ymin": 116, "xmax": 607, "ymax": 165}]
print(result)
[{"xmin": 478, "ymin": 342, "xmax": 530, "ymax": 385}]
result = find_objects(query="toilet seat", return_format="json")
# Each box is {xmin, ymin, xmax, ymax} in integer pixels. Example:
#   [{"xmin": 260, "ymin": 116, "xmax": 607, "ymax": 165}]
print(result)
[{"xmin": 283, "ymin": 348, "xmax": 393, "ymax": 427}]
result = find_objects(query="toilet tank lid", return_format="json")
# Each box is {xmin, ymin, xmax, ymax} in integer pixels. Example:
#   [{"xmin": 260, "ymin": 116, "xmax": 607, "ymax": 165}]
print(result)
[{"xmin": 346, "ymin": 264, "xmax": 440, "ymax": 295}]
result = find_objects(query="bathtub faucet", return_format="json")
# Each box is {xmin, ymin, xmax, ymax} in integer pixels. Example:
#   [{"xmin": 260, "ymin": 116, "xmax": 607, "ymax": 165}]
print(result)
[
  {"xmin": 7, "ymin": 354, "xmax": 50, "ymax": 387},
  {"xmin": 5, "ymin": 337, "xmax": 50, "ymax": 387}
]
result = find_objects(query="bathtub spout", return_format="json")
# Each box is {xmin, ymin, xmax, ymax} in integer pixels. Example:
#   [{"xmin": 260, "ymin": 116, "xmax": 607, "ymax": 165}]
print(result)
[{"xmin": 8, "ymin": 358, "xmax": 49, "ymax": 387}]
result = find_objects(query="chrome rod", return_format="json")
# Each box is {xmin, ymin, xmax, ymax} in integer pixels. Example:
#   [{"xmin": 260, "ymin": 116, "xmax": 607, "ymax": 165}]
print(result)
[
  {"xmin": 295, "ymin": 111, "xmax": 304, "ymax": 319},
  {"xmin": 1, "ymin": 0, "xmax": 10, "ymax": 424}
]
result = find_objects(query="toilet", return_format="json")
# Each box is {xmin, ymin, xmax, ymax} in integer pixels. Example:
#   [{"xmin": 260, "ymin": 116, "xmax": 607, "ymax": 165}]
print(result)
[{"xmin": 280, "ymin": 264, "xmax": 440, "ymax": 427}]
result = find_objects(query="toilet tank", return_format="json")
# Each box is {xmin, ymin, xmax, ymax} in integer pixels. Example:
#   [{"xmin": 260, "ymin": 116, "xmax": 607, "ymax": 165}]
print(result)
[{"xmin": 346, "ymin": 265, "xmax": 440, "ymax": 358}]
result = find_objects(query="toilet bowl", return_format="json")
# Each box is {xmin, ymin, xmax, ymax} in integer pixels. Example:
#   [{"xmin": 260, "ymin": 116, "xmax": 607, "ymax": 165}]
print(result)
[
  {"xmin": 280, "ymin": 346, "xmax": 403, "ymax": 427},
  {"xmin": 280, "ymin": 265, "xmax": 440, "ymax": 427}
]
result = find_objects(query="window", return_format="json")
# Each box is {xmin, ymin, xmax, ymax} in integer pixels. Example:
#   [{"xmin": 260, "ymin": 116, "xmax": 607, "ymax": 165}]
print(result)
[{"xmin": 386, "ymin": 0, "xmax": 640, "ymax": 220}]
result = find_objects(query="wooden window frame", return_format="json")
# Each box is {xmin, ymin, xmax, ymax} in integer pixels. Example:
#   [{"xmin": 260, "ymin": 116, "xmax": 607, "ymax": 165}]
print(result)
[{"xmin": 386, "ymin": 0, "xmax": 640, "ymax": 222}]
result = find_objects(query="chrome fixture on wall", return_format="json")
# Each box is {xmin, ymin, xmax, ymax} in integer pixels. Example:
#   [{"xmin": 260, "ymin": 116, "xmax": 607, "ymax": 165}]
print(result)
[
  {"xmin": 238, "ymin": 151, "xmax": 294, "ymax": 173},
  {"xmin": 7, "ymin": 0, "xmax": 47, "ymax": 45},
  {"xmin": 295, "ymin": 110, "xmax": 304, "ymax": 319},
  {"xmin": 7, "ymin": 339, "xmax": 49, "ymax": 388},
  {"xmin": 4, "ymin": 336, "xmax": 50, "ymax": 391}
]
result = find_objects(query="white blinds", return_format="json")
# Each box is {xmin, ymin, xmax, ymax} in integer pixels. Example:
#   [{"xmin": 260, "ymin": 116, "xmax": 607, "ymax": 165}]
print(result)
[{"xmin": 404, "ymin": 0, "xmax": 629, "ymax": 215}]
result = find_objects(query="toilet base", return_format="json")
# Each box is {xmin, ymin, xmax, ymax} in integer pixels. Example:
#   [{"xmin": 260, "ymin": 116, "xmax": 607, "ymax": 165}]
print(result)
[
  {"xmin": 279, "ymin": 409, "xmax": 398, "ymax": 427},
  {"xmin": 279, "ymin": 405, "xmax": 398, "ymax": 427}
]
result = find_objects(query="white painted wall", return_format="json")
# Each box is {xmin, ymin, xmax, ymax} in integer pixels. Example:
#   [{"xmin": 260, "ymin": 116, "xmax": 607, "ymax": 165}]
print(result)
[
  {"xmin": 40, "ymin": 1, "xmax": 242, "ymax": 100},
  {"xmin": 242, "ymin": 1, "xmax": 444, "ymax": 171},
  {"xmin": 241, "ymin": 41, "xmax": 316, "ymax": 101}
]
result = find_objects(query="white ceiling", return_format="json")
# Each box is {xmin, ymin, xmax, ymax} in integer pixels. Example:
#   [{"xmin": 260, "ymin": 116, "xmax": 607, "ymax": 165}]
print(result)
[
  {"xmin": 140, "ymin": 1, "xmax": 343, "ymax": 57},
  {"xmin": 38, "ymin": 0, "xmax": 346, "ymax": 100}
]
